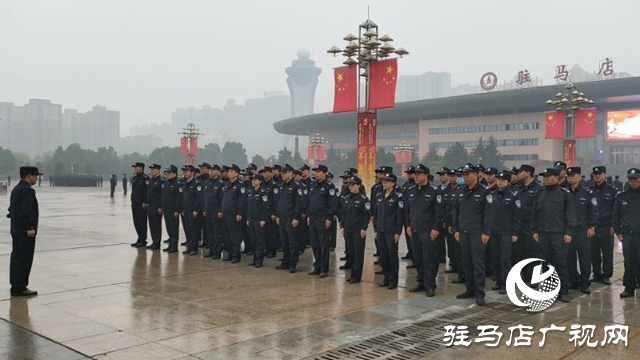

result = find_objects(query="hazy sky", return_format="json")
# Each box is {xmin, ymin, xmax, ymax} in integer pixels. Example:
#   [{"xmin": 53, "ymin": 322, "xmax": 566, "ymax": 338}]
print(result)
[{"xmin": 2, "ymin": 0, "xmax": 639, "ymax": 136}]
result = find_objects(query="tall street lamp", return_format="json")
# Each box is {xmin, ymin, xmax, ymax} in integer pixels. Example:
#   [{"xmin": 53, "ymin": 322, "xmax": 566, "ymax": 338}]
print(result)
[
  {"xmin": 546, "ymin": 84, "xmax": 594, "ymax": 166},
  {"xmin": 328, "ymin": 18, "xmax": 408, "ymax": 189}
]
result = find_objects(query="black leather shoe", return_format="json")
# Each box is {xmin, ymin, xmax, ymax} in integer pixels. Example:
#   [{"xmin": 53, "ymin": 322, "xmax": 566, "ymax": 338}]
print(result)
[
  {"xmin": 346, "ymin": 277, "xmax": 352, "ymax": 282},
  {"xmin": 162, "ymin": 248, "xmax": 170, "ymax": 252},
  {"xmin": 492, "ymin": 285, "xmax": 500, "ymax": 290},
  {"xmin": 203, "ymin": 253, "xmax": 213, "ymax": 258},
  {"xmin": 182, "ymin": 250, "xmax": 191, "ymax": 254},
  {"xmin": 266, "ymin": 254, "xmax": 276, "ymax": 259},
  {"xmin": 340, "ymin": 256, "xmax": 347, "ymax": 261},
  {"xmin": 476, "ymin": 296, "xmax": 486, "ymax": 306},
  {"xmin": 620, "ymin": 291, "xmax": 635, "ymax": 298},
  {"xmin": 167, "ymin": 249, "xmax": 178, "ymax": 253},
  {"xmin": 401, "ymin": 255, "xmax": 410, "ymax": 260},
  {"xmin": 275, "ymin": 265, "xmax": 289, "ymax": 270},
  {"xmin": 452, "ymin": 278, "xmax": 465, "ymax": 284},
  {"xmin": 11, "ymin": 289, "xmax": 38, "ymax": 297},
  {"xmin": 456, "ymin": 291, "xmax": 474, "ymax": 299},
  {"xmin": 387, "ymin": 284, "xmax": 397, "ymax": 290},
  {"xmin": 180, "ymin": 242, "xmax": 187, "ymax": 246},
  {"xmin": 231, "ymin": 259, "xmax": 240, "ymax": 263},
  {"xmin": 603, "ymin": 278, "xmax": 612, "ymax": 285},
  {"xmin": 319, "ymin": 272, "xmax": 329, "ymax": 278},
  {"xmin": 409, "ymin": 284, "xmax": 426, "ymax": 293},
  {"xmin": 374, "ymin": 260, "xmax": 380, "ymax": 265},
  {"xmin": 406, "ymin": 264, "xmax": 416, "ymax": 269},
  {"xmin": 559, "ymin": 294, "xmax": 571, "ymax": 302},
  {"xmin": 444, "ymin": 269, "xmax": 457, "ymax": 274},
  {"xmin": 222, "ymin": 257, "xmax": 232, "ymax": 261},
  {"xmin": 350, "ymin": 279, "xmax": 361, "ymax": 284},
  {"xmin": 248, "ymin": 262, "xmax": 256, "ymax": 266},
  {"xmin": 289, "ymin": 268, "xmax": 297, "ymax": 273},
  {"xmin": 146, "ymin": 244, "xmax": 154, "ymax": 249},
  {"xmin": 581, "ymin": 286, "xmax": 591, "ymax": 294},
  {"xmin": 308, "ymin": 271, "xmax": 321, "ymax": 275},
  {"xmin": 211, "ymin": 255, "xmax": 221, "ymax": 260},
  {"xmin": 339, "ymin": 265, "xmax": 351, "ymax": 270},
  {"xmin": 163, "ymin": 239, "xmax": 170, "ymax": 243},
  {"xmin": 150, "ymin": 245, "xmax": 160, "ymax": 250},
  {"xmin": 590, "ymin": 276, "xmax": 602, "ymax": 283},
  {"xmin": 499, "ymin": 288, "xmax": 507, "ymax": 295},
  {"xmin": 375, "ymin": 270, "xmax": 384, "ymax": 275},
  {"xmin": 130, "ymin": 242, "xmax": 140, "ymax": 247},
  {"xmin": 255, "ymin": 264, "xmax": 263, "ymax": 268},
  {"xmin": 426, "ymin": 288, "xmax": 435, "ymax": 297},
  {"xmin": 135, "ymin": 243, "xmax": 146, "ymax": 248},
  {"xmin": 190, "ymin": 251, "xmax": 198, "ymax": 256},
  {"xmin": 378, "ymin": 282, "xmax": 389, "ymax": 287}
]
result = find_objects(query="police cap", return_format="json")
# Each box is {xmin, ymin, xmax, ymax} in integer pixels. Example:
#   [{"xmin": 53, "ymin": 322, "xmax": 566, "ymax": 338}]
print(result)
[
  {"xmin": 414, "ymin": 164, "xmax": 430, "ymax": 174},
  {"xmin": 149, "ymin": 164, "xmax": 162, "ymax": 170},
  {"xmin": 382, "ymin": 173, "xmax": 397, "ymax": 182},
  {"xmin": 312, "ymin": 164, "xmax": 329, "ymax": 173},
  {"xmin": 554, "ymin": 161, "xmax": 567, "ymax": 170},
  {"xmin": 628, "ymin": 168, "xmax": 640, "ymax": 178},
  {"xmin": 345, "ymin": 176, "xmax": 363, "ymax": 185},
  {"xmin": 436, "ymin": 167, "xmax": 451, "ymax": 175},
  {"xmin": 567, "ymin": 166, "xmax": 582, "ymax": 175},
  {"xmin": 539, "ymin": 168, "xmax": 560, "ymax": 177},
  {"xmin": 131, "ymin": 162, "xmax": 145, "ymax": 168},
  {"xmin": 485, "ymin": 166, "xmax": 499, "ymax": 175},
  {"xmin": 592, "ymin": 166, "xmax": 606, "ymax": 174},
  {"xmin": 164, "ymin": 165, "xmax": 178, "ymax": 173}
]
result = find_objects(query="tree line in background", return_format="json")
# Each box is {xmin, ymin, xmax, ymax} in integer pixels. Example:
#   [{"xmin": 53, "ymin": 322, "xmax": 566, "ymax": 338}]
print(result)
[{"xmin": 0, "ymin": 136, "xmax": 502, "ymax": 177}]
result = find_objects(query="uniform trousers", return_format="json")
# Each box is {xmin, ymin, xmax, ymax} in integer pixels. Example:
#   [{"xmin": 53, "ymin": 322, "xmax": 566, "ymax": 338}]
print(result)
[
  {"xmin": 207, "ymin": 215, "xmax": 224, "ymax": 256},
  {"xmin": 147, "ymin": 207, "xmax": 163, "ymax": 247},
  {"xmin": 185, "ymin": 213, "xmax": 201, "ymax": 253},
  {"xmin": 460, "ymin": 233, "xmax": 486, "ymax": 297},
  {"xmin": 163, "ymin": 211, "xmax": 179, "ymax": 251},
  {"xmin": 622, "ymin": 234, "xmax": 640, "ymax": 293},
  {"xmin": 10, "ymin": 233, "xmax": 35, "ymax": 294},
  {"xmin": 224, "ymin": 214, "xmax": 243, "ymax": 260},
  {"xmin": 568, "ymin": 228, "xmax": 591, "ymax": 288},
  {"xmin": 299, "ymin": 218, "xmax": 310, "ymax": 252},
  {"xmin": 344, "ymin": 230, "xmax": 365, "ymax": 281},
  {"xmin": 412, "ymin": 230, "xmax": 440, "ymax": 290},
  {"xmin": 404, "ymin": 228, "xmax": 413, "ymax": 260},
  {"xmin": 279, "ymin": 219, "xmax": 300, "ymax": 269},
  {"xmin": 539, "ymin": 232, "xmax": 569, "ymax": 295},
  {"xmin": 309, "ymin": 218, "xmax": 330, "ymax": 273},
  {"xmin": 249, "ymin": 220, "xmax": 266, "ymax": 265},
  {"xmin": 377, "ymin": 231, "xmax": 399, "ymax": 285},
  {"xmin": 492, "ymin": 232, "xmax": 512, "ymax": 288},
  {"xmin": 131, "ymin": 203, "xmax": 148, "ymax": 244},
  {"xmin": 266, "ymin": 219, "xmax": 279, "ymax": 255},
  {"xmin": 591, "ymin": 228, "xmax": 614, "ymax": 279}
]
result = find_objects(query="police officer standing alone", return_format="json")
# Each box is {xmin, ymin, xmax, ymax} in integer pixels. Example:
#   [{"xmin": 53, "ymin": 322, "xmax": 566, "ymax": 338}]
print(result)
[
  {"xmin": 246, "ymin": 173, "xmax": 270, "ymax": 268},
  {"xmin": 122, "ymin": 174, "xmax": 128, "ymax": 195},
  {"xmin": 590, "ymin": 166, "xmax": 617, "ymax": 285},
  {"xmin": 161, "ymin": 165, "xmax": 180, "ymax": 253},
  {"xmin": 110, "ymin": 174, "xmax": 117, "ymax": 197},
  {"xmin": 373, "ymin": 173, "xmax": 404, "ymax": 289},
  {"xmin": 130, "ymin": 163, "xmax": 149, "ymax": 248},
  {"xmin": 144, "ymin": 164, "xmax": 164, "ymax": 250},
  {"xmin": 566, "ymin": 167, "xmax": 598, "ymax": 294},
  {"xmin": 532, "ymin": 168, "xmax": 577, "ymax": 303},
  {"xmin": 453, "ymin": 164, "xmax": 494, "ymax": 306},
  {"xmin": 306, "ymin": 165, "xmax": 339, "ymax": 278},
  {"xmin": 221, "ymin": 164, "xmax": 247, "ymax": 263},
  {"xmin": 339, "ymin": 175, "xmax": 371, "ymax": 284},
  {"xmin": 8, "ymin": 166, "xmax": 41, "ymax": 297},
  {"xmin": 614, "ymin": 168, "xmax": 640, "ymax": 298}
]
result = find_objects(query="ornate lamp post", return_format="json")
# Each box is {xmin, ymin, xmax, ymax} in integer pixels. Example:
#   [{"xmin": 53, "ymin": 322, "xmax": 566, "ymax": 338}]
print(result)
[
  {"xmin": 394, "ymin": 141, "xmax": 413, "ymax": 174},
  {"xmin": 328, "ymin": 18, "xmax": 408, "ymax": 189},
  {"xmin": 178, "ymin": 123, "xmax": 203, "ymax": 166},
  {"xmin": 308, "ymin": 133, "xmax": 327, "ymax": 167},
  {"xmin": 546, "ymin": 84, "xmax": 594, "ymax": 166}
]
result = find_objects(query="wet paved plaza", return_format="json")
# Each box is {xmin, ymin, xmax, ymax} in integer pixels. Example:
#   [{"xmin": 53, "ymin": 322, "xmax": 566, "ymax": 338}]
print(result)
[{"xmin": 0, "ymin": 186, "xmax": 637, "ymax": 359}]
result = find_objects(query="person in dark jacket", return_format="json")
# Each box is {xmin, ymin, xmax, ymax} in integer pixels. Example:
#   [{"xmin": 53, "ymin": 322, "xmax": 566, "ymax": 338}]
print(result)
[
  {"xmin": 202, "ymin": 165, "xmax": 225, "ymax": 259},
  {"xmin": 532, "ymin": 168, "xmax": 577, "ymax": 303},
  {"xmin": 144, "ymin": 164, "xmax": 164, "ymax": 250},
  {"xmin": 122, "ymin": 174, "xmax": 128, "ymax": 195},
  {"xmin": 129, "ymin": 163, "xmax": 148, "ymax": 248},
  {"xmin": 491, "ymin": 171, "xmax": 521, "ymax": 294},
  {"xmin": 589, "ymin": 166, "xmax": 617, "ymax": 285},
  {"xmin": 221, "ymin": 164, "xmax": 247, "ymax": 263},
  {"xmin": 274, "ymin": 164, "xmax": 305, "ymax": 272},
  {"xmin": 179, "ymin": 165, "xmax": 203, "ymax": 255},
  {"xmin": 161, "ymin": 165, "xmax": 181, "ymax": 253},
  {"xmin": 110, "ymin": 174, "xmax": 117, "ymax": 197},
  {"xmin": 373, "ymin": 173, "xmax": 404, "ymax": 289},
  {"xmin": 246, "ymin": 173, "xmax": 270, "ymax": 268},
  {"xmin": 339, "ymin": 175, "xmax": 371, "ymax": 284},
  {"xmin": 566, "ymin": 167, "xmax": 599, "ymax": 294},
  {"xmin": 8, "ymin": 166, "xmax": 41, "ymax": 297},
  {"xmin": 306, "ymin": 164, "xmax": 339, "ymax": 278},
  {"xmin": 614, "ymin": 168, "xmax": 640, "ymax": 298}
]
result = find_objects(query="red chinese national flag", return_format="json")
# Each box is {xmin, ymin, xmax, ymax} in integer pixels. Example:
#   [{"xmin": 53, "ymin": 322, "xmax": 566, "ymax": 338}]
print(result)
[
  {"xmin": 180, "ymin": 137, "xmax": 187, "ymax": 154},
  {"xmin": 545, "ymin": 111, "xmax": 565, "ymax": 139},
  {"xmin": 333, "ymin": 66, "xmax": 357, "ymax": 113},
  {"xmin": 189, "ymin": 138, "xmax": 198, "ymax": 155},
  {"xmin": 369, "ymin": 58, "xmax": 398, "ymax": 110},
  {"xmin": 574, "ymin": 108, "xmax": 597, "ymax": 138}
]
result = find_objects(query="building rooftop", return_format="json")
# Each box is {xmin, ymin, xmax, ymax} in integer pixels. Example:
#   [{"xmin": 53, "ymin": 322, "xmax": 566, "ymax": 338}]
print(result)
[{"xmin": 274, "ymin": 76, "xmax": 640, "ymax": 135}]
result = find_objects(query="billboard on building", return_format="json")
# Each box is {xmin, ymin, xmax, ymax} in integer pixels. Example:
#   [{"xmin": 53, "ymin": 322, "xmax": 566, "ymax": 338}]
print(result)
[{"xmin": 607, "ymin": 109, "xmax": 640, "ymax": 141}]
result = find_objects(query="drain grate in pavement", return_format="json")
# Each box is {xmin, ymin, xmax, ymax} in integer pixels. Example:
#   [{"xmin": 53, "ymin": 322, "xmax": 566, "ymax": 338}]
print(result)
[{"xmin": 311, "ymin": 303, "xmax": 531, "ymax": 360}]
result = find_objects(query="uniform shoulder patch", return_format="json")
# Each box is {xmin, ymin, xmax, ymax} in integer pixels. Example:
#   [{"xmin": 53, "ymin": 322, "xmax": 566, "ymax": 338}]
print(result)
[
  {"xmin": 364, "ymin": 202, "xmax": 371, "ymax": 210},
  {"xmin": 436, "ymin": 195, "xmax": 442, "ymax": 203},
  {"xmin": 329, "ymin": 189, "xmax": 335, "ymax": 196},
  {"xmin": 398, "ymin": 200, "xmax": 404, "ymax": 209},
  {"xmin": 240, "ymin": 187, "xmax": 246, "ymax": 194},
  {"xmin": 273, "ymin": 188, "xmax": 279, "ymax": 194},
  {"xmin": 162, "ymin": 183, "xmax": 165, "ymax": 189},
  {"xmin": 486, "ymin": 194, "xmax": 493, "ymax": 203},
  {"xmin": 145, "ymin": 180, "xmax": 150, "ymax": 185},
  {"xmin": 298, "ymin": 188, "xmax": 303, "ymax": 195},
  {"xmin": 515, "ymin": 199, "xmax": 521, "ymax": 208},
  {"xmin": 591, "ymin": 197, "xmax": 597, "ymax": 206},
  {"xmin": 262, "ymin": 195, "xmax": 268, "ymax": 202},
  {"xmin": 178, "ymin": 187, "xmax": 184, "ymax": 193},
  {"xmin": 196, "ymin": 185, "xmax": 202, "ymax": 191},
  {"xmin": 303, "ymin": 189, "xmax": 308, "ymax": 195}
]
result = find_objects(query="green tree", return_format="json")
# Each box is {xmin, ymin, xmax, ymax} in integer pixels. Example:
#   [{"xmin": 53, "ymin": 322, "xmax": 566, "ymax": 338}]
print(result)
[
  {"xmin": 277, "ymin": 146, "xmax": 293, "ymax": 165},
  {"xmin": 290, "ymin": 151, "xmax": 303, "ymax": 168},
  {"xmin": 200, "ymin": 143, "xmax": 223, "ymax": 165},
  {"xmin": 221, "ymin": 142, "xmax": 248, "ymax": 167},
  {"xmin": 421, "ymin": 144, "xmax": 441, "ymax": 169},
  {"xmin": 482, "ymin": 136, "xmax": 504, "ymax": 168},
  {"xmin": 323, "ymin": 144, "xmax": 343, "ymax": 172},
  {"xmin": 376, "ymin": 148, "xmax": 397, "ymax": 173},
  {"xmin": 148, "ymin": 146, "xmax": 183, "ymax": 170},
  {"xmin": 84, "ymin": 162, "xmax": 94, "ymax": 174},
  {"xmin": 442, "ymin": 142, "xmax": 470, "ymax": 167},
  {"xmin": 0, "ymin": 147, "xmax": 17, "ymax": 174},
  {"xmin": 54, "ymin": 161, "xmax": 64, "ymax": 175},
  {"xmin": 471, "ymin": 137, "xmax": 486, "ymax": 165},
  {"xmin": 251, "ymin": 154, "xmax": 266, "ymax": 166}
]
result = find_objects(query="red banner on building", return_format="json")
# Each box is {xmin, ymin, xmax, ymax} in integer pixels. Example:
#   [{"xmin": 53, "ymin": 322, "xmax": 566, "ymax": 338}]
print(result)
[
  {"xmin": 189, "ymin": 138, "xmax": 198, "ymax": 155},
  {"xmin": 180, "ymin": 137, "xmax": 187, "ymax": 154},
  {"xmin": 357, "ymin": 112, "xmax": 377, "ymax": 192},
  {"xmin": 564, "ymin": 140, "xmax": 576, "ymax": 167}
]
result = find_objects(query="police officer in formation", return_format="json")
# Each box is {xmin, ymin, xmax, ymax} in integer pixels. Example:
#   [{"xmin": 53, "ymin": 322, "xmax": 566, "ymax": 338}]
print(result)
[
  {"xmin": 221, "ymin": 164, "xmax": 247, "ymax": 263},
  {"xmin": 614, "ymin": 168, "xmax": 640, "ymax": 298},
  {"xmin": 161, "ymin": 165, "xmax": 180, "ymax": 253},
  {"xmin": 202, "ymin": 165, "xmax": 224, "ymax": 258},
  {"xmin": 306, "ymin": 165, "xmax": 339, "ymax": 278},
  {"xmin": 274, "ymin": 164, "xmax": 305, "ymax": 272},
  {"xmin": 590, "ymin": 166, "xmax": 617, "ymax": 285},
  {"xmin": 144, "ymin": 164, "xmax": 164, "ymax": 250},
  {"xmin": 246, "ymin": 173, "xmax": 270, "ymax": 267},
  {"xmin": 373, "ymin": 173, "xmax": 404, "ymax": 289},
  {"xmin": 490, "ymin": 171, "xmax": 520, "ymax": 294},
  {"xmin": 338, "ymin": 175, "xmax": 371, "ymax": 284},
  {"xmin": 129, "ymin": 162, "xmax": 149, "ymax": 247},
  {"xmin": 179, "ymin": 165, "xmax": 203, "ymax": 255}
]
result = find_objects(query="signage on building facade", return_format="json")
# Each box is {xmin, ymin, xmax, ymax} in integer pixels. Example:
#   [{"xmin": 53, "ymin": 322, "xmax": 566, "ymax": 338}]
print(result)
[{"xmin": 480, "ymin": 72, "xmax": 498, "ymax": 91}]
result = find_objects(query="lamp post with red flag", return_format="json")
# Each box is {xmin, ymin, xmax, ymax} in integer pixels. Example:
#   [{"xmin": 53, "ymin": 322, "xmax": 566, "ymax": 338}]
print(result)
[
  {"xmin": 178, "ymin": 123, "xmax": 203, "ymax": 166},
  {"xmin": 545, "ymin": 84, "xmax": 595, "ymax": 167},
  {"xmin": 308, "ymin": 133, "xmax": 327, "ymax": 167},
  {"xmin": 328, "ymin": 18, "xmax": 408, "ymax": 190},
  {"xmin": 394, "ymin": 141, "xmax": 413, "ymax": 174}
]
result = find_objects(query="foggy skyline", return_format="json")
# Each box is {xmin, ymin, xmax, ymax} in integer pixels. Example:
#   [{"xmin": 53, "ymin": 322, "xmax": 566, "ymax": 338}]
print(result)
[{"xmin": 2, "ymin": 0, "xmax": 639, "ymax": 137}]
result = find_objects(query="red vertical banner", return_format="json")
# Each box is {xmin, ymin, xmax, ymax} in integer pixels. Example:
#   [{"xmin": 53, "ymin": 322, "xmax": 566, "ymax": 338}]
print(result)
[
  {"xmin": 564, "ymin": 140, "xmax": 576, "ymax": 167},
  {"xmin": 574, "ymin": 108, "xmax": 597, "ymax": 138},
  {"xmin": 357, "ymin": 112, "xmax": 377, "ymax": 192},
  {"xmin": 189, "ymin": 138, "xmax": 198, "ymax": 155},
  {"xmin": 180, "ymin": 137, "xmax": 187, "ymax": 154},
  {"xmin": 394, "ymin": 151, "xmax": 402, "ymax": 164},
  {"xmin": 307, "ymin": 145, "xmax": 314, "ymax": 162},
  {"xmin": 317, "ymin": 145, "xmax": 326, "ymax": 161}
]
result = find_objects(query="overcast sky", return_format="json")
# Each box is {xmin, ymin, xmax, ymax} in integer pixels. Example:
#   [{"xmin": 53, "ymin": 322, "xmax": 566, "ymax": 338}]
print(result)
[{"xmin": 2, "ymin": 0, "xmax": 639, "ymax": 136}]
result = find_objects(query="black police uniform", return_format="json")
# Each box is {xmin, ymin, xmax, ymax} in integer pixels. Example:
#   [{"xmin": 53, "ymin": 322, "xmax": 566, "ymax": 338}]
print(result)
[
  {"xmin": 339, "ymin": 187, "xmax": 371, "ymax": 282},
  {"xmin": 130, "ymin": 172, "xmax": 149, "ymax": 246},
  {"xmin": 373, "ymin": 187, "xmax": 404, "ymax": 287},
  {"xmin": 513, "ymin": 178, "xmax": 543, "ymax": 280},
  {"xmin": 491, "ymin": 185, "xmax": 521, "ymax": 292},
  {"xmin": 405, "ymin": 179, "xmax": 444, "ymax": 293},
  {"xmin": 221, "ymin": 178, "xmax": 247, "ymax": 262},
  {"xmin": 161, "ymin": 176, "xmax": 180, "ymax": 252},
  {"xmin": 567, "ymin": 182, "xmax": 599, "ymax": 291},
  {"xmin": 110, "ymin": 175, "xmax": 117, "ymax": 197},
  {"xmin": 8, "ymin": 178, "xmax": 39, "ymax": 295},
  {"xmin": 203, "ymin": 175, "xmax": 224, "ymax": 258},
  {"xmin": 532, "ymin": 182, "xmax": 577, "ymax": 297},
  {"xmin": 262, "ymin": 177, "xmax": 280, "ymax": 258},
  {"xmin": 612, "ymin": 179, "xmax": 623, "ymax": 191},
  {"xmin": 246, "ymin": 185, "xmax": 271, "ymax": 266},
  {"xmin": 452, "ymin": 180, "xmax": 494, "ymax": 301},
  {"xmin": 274, "ymin": 175, "xmax": 305, "ymax": 270},
  {"xmin": 179, "ymin": 177, "xmax": 203, "ymax": 254},
  {"xmin": 122, "ymin": 175, "xmax": 128, "ymax": 194},
  {"xmin": 306, "ymin": 176, "xmax": 339, "ymax": 275},
  {"xmin": 299, "ymin": 176, "xmax": 312, "ymax": 251},
  {"xmin": 449, "ymin": 184, "xmax": 466, "ymax": 282},
  {"xmin": 401, "ymin": 177, "xmax": 416, "ymax": 260},
  {"xmin": 613, "ymin": 172, "xmax": 640, "ymax": 296},
  {"xmin": 241, "ymin": 177, "xmax": 253, "ymax": 254},
  {"xmin": 590, "ymin": 178, "xmax": 617, "ymax": 282},
  {"xmin": 146, "ymin": 174, "xmax": 164, "ymax": 248}
]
